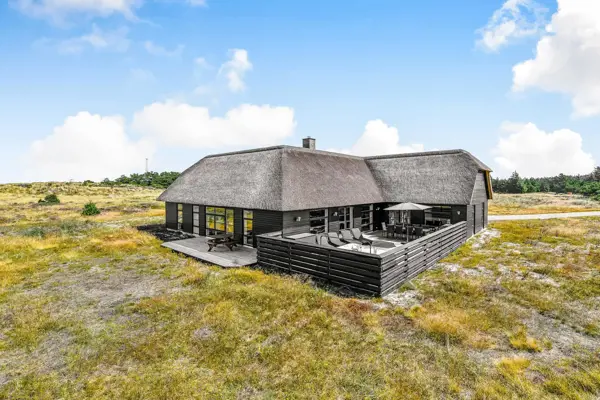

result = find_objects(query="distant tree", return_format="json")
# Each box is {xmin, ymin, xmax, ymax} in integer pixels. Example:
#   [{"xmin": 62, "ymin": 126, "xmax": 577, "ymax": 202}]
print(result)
[{"xmin": 506, "ymin": 172, "xmax": 523, "ymax": 194}]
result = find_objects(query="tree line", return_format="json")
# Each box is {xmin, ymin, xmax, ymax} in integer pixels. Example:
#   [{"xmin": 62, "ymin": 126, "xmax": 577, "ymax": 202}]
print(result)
[
  {"xmin": 91, "ymin": 171, "xmax": 181, "ymax": 189},
  {"xmin": 492, "ymin": 167, "xmax": 600, "ymax": 200}
]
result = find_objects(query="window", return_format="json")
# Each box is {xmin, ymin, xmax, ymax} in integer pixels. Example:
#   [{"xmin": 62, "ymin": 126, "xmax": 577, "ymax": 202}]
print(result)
[
  {"xmin": 337, "ymin": 207, "xmax": 350, "ymax": 230},
  {"xmin": 243, "ymin": 210, "xmax": 253, "ymax": 245},
  {"xmin": 193, "ymin": 205, "xmax": 200, "ymax": 235},
  {"xmin": 427, "ymin": 206, "xmax": 452, "ymax": 225},
  {"xmin": 309, "ymin": 209, "xmax": 327, "ymax": 234},
  {"xmin": 360, "ymin": 204, "xmax": 373, "ymax": 231},
  {"xmin": 206, "ymin": 206, "xmax": 233, "ymax": 236},
  {"xmin": 177, "ymin": 204, "xmax": 183, "ymax": 230}
]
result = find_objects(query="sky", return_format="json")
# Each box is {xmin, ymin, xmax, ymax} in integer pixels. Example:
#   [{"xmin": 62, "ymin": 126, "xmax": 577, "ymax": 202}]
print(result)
[{"xmin": 1, "ymin": 0, "xmax": 599, "ymax": 182}]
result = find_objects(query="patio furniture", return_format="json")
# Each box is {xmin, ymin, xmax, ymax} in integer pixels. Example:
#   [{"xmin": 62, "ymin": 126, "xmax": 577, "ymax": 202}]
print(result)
[
  {"xmin": 381, "ymin": 222, "xmax": 388, "ymax": 237},
  {"xmin": 326, "ymin": 232, "xmax": 345, "ymax": 247},
  {"xmin": 414, "ymin": 226, "xmax": 424, "ymax": 239},
  {"xmin": 206, "ymin": 233, "xmax": 237, "ymax": 252},
  {"xmin": 339, "ymin": 229, "xmax": 362, "ymax": 245},
  {"xmin": 386, "ymin": 224, "xmax": 395, "ymax": 238},
  {"xmin": 394, "ymin": 225, "xmax": 403, "ymax": 239},
  {"xmin": 350, "ymin": 228, "xmax": 373, "ymax": 245}
]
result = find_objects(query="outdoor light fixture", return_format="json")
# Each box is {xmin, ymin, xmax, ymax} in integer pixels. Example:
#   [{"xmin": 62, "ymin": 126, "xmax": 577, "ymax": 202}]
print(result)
[
  {"xmin": 333, "ymin": 212, "xmax": 338, "ymax": 217},
  {"xmin": 457, "ymin": 211, "xmax": 461, "ymax": 215},
  {"xmin": 294, "ymin": 217, "xmax": 302, "ymax": 222}
]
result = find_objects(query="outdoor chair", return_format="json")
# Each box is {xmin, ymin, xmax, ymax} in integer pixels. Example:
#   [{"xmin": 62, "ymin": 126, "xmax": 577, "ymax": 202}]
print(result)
[
  {"xmin": 381, "ymin": 222, "xmax": 387, "ymax": 237},
  {"xmin": 394, "ymin": 225, "xmax": 403, "ymax": 238},
  {"xmin": 326, "ymin": 232, "xmax": 345, "ymax": 247},
  {"xmin": 315, "ymin": 233, "xmax": 322, "ymax": 245},
  {"xmin": 414, "ymin": 227, "xmax": 424, "ymax": 238},
  {"xmin": 318, "ymin": 234, "xmax": 330, "ymax": 246},
  {"xmin": 350, "ymin": 228, "xmax": 373, "ymax": 245},
  {"xmin": 339, "ymin": 229, "xmax": 362, "ymax": 245},
  {"xmin": 386, "ymin": 225, "xmax": 395, "ymax": 238}
]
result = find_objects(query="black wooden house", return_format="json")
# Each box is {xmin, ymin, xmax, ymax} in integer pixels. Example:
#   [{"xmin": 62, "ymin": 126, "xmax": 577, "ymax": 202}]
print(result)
[{"xmin": 158, "ymin": 138, "xmax": 493, "ymax": 246}]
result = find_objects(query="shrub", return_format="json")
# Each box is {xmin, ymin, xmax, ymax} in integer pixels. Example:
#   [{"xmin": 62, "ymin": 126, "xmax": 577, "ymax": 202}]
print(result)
[
  {"xmin": 81, "ymin": 202, "xmax": 100, "ymax": 216},
  {"xmin": 38, "ymin": 194, "xmax": 60, "ymax": 205},
  {"xmin": 508, "ymin": 327, "xmax": 542, "ymax": 352},
  {"xmin": 22, "ymin": 226, "xmax": 46, "ymax": 238}
]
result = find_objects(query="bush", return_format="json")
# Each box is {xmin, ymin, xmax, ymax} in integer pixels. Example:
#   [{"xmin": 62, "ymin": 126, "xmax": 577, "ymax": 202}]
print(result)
[
  {"xmin": 22, "ymin": 226, "xmax": 46, "ymax": 238},
  {"xmin": 38, "ymin": 194, "xmax": 60, "ymax": 205},
  {"xmin": 81, "ymin": 202, "xmax": 100, "ymax": 216}
]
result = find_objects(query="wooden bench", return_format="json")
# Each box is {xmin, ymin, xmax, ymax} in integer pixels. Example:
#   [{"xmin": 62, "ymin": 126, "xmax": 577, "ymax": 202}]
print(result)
[{"xmin": 206, "ymin": 234, "xmax": 238, "ymax": 252}]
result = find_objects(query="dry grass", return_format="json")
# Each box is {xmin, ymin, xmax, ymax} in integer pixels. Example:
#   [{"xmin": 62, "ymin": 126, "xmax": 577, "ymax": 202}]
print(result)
[
  {"xmin": 489, "ymin": 193, "xmax": 600, "ymax": 215},
  {"xmin": 0, "ymin": 183, "xmax": 599, "ymax": 399}
]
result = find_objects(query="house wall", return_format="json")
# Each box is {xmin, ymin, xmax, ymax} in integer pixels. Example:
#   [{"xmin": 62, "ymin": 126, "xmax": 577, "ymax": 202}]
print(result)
[
  {"xmin": 253, "ymin": 210, "xmax": 284, "ymax": 237},
  {"xmin": 470, "ymin": 172, "xmax": 489, "ymax": 233},
  {"xmin": 165, "ymin": 202, "xmax": 178, "ymax": 229},
  {"xmin": 282, "ymin": 210, "xmax": 310, "ymax": 237},
  {"xmin": 181, "ymin": 204, "xmax": 194, "ymax": 233}
]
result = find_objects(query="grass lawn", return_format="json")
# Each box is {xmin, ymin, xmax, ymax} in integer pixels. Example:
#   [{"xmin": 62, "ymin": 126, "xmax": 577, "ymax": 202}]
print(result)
[
  {"xmin": 0, "ymin": 183, "xmax": 599, "ymax": 399},
  {"xmin": 489, "ymin": 193, "xmax": 600, "ymax": 215}
]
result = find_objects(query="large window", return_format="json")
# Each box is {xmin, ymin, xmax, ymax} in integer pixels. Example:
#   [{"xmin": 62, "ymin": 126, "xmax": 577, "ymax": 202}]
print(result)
[
  {"xmin": 360, "ymin": 204, "xmax": 373, "ymax": 231},
  {"xmin": 427, "ymin": 206, "xmax": 452, "ymax": 225},
  {"xmin": 177, "ymin": 204, "xmax": 183, "ymax": 230},
  {"xmin": 337, "ymin": 207, "xmax": 351, "ymax": 230},
  {"xmin": 243, "ymin": 210, "xmax": 253, "ymax": 245},
  {"xmin": 206, "ymin": 206, "xmax": 234, "ymax": 236},
  {"xmin": 193, "ymin": 205, "xmax": 200, "ymax": 235},
  {"xmin": 309, "ymin": 209, "xmax": 327, "ymax": 234}
]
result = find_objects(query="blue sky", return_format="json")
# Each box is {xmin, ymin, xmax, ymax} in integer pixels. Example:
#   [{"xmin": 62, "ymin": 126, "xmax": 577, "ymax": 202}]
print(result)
[{"xmin": 1, "ymin": 0, "xmax": 599, "ymax": 182}]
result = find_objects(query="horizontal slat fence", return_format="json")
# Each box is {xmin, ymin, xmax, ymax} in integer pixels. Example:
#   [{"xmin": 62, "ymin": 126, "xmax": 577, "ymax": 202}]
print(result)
[
  {"xmin": 379, "ymin": 222, "xmax": 467, "ymax": 295},
  {"xmin": 257, "ymin": 235, "xmax": 382, "ymax": 294},
  {"xmin": 256, "ymin": 221, "xmax": 467, "ymax": 296}
]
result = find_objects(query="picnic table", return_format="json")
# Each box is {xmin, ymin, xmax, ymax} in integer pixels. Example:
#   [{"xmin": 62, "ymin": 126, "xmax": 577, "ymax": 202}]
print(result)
[{"xmin": 206, "ymin": 233, "xmax": 237, "ymax": 252}]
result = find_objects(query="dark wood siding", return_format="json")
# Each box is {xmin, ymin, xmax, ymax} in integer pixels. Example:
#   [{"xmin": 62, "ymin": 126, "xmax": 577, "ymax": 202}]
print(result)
[
  {"xmin": 282, "ymin": 210, "xmax": 310, "ymax": 237},
  {"xmin": 353, "ymin": 206, "xmax": 362, "ymax": 229},
  {"xmin": 466, "ymin": 204, "xmax": 475, "ymax": 237},
  {"xmin": 234, "ymin": 208, "xmax": 243, "ymax": 243},
  {"xmin": 471, "ymin": 172, "xmax": 488, "ymax": 232},
  {"xmin": 451, "ymin": 205, "xmax": 467, "ymax": 224},
  {"xmin": 328, "ymin": 207, "xmax": 339, "ymax": 233},
  {"xmin": 196, "ymin": 205, "xmax": 206, "ymax": 234},
  {"xmin": 165, "ymin": 202, "xmax": 178, "ymax": 229},
  {"xmin": 253, "ymin": 210, "xmax": 283, "ymax": 236},
  {"xmin": 182, "ymin": 204, "xmax": 194, "ymax": 233}
]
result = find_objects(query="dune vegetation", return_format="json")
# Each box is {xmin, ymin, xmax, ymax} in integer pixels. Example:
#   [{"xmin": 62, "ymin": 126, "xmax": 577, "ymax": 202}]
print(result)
[
  {"xmin": 0, "ymin": 184, "xmax": 599, "ymax": 399},
  {"xmin": 489, "ymin": 192, "xmax": 600, "ymax": 215}
]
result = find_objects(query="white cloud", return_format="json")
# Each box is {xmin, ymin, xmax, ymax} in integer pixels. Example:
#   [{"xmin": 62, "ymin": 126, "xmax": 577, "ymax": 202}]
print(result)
[
  {"xmin": 476, "ymin": 0, "xmax": 547, "ymax": 52},
  {"xmin": 219, "ymin": 49, "xmax": 252, "ymax": 92},
  {"xmin": 12, "ymin": 0, "xmax": 140, "ymax": 23},
  {"xmin": 512, "ymin": 0, "xmax": 600, "ymax": 117},
  {"xmin": 25, "ymin": 112, "xmax": 154, "ymax": 182},
  {"xmin": 35, "ymin": 25, "xmax": 130, "ymax": 54},
  {"xmin": 144, "ymin": 41, "xmax": 184, "ymax": 57},
  {"xmin": 492, "ymin": 121, "xmax": 595, "ymax": 177},
  {"xmin": 330, "ymin": 119, "xmax": 424, "ymax": 157},
  {"xmin": 194, "ymin": 57, "xmax": 211, "ymax": 69},
  {"xmin": 132, "ymin": 100, "xmax": 295, "ymax": 148},
  {"xmin": 130, "ymin": 68, "xmax": 156, "ymax": 83}
]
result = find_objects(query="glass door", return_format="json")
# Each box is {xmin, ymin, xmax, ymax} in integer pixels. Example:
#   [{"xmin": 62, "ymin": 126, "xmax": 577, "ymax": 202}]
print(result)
[
  {"xmin": 243, "ymin": 210, "xmax": 253, "ymax": 245},
  {"xmin": 193, "ymin": 205, "xmax": 200, "ymax": 235},
  {"xmin": 338, "ymin": 207, "xmax": 350, "ymax": 230}
]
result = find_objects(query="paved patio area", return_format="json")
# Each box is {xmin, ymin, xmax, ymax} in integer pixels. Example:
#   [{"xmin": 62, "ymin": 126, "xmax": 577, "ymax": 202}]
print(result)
[{"xmin": 162, "ymin": 237, "xmax": 257, "ymax": 267}]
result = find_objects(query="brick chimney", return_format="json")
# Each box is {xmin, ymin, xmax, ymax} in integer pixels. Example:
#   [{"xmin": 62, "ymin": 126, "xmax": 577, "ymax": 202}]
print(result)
[{"xmin": 302, "ymin": 136, "xmax": 316, "ymax": 150}]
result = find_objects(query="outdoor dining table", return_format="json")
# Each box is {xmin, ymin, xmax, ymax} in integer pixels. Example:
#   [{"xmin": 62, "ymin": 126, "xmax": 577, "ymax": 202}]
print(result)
[{"xmin": 206, "ymin": 233, "xmax": 237, "ymax": 252}]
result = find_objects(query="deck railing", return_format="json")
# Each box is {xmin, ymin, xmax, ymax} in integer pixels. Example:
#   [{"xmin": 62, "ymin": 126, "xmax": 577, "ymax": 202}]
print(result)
[{"xmin": 256, "ymin": 221, "xmax": 468, "ymax": 296}]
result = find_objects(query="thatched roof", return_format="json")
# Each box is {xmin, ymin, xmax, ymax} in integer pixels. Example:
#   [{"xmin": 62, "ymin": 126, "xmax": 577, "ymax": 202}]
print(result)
[
  {"xmin": 158, "ymin": 146, "xmax": 384, "ymax": 211},
  {"xmin": 158, "ymin": 147, "xmax": 491, "ymax": 210},
  {"xmin": 365, "ymin": 150, "xmax": 491, "ymax": 205}
]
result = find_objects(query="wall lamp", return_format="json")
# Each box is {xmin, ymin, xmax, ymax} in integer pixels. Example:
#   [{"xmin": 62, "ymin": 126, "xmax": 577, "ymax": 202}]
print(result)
[{"xmin": 294, "ymin": 216, "xmax": 302, "ymax": 222}]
